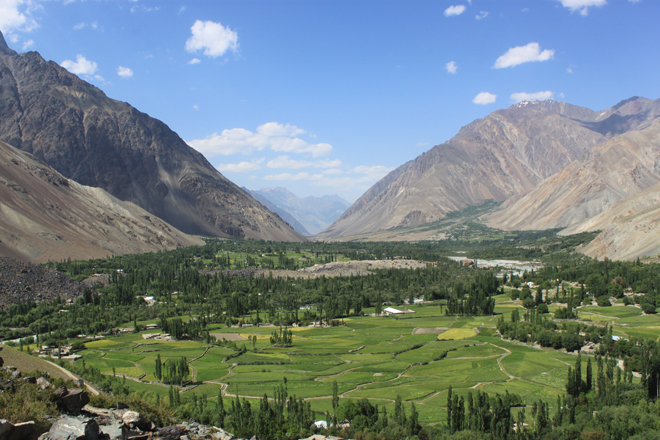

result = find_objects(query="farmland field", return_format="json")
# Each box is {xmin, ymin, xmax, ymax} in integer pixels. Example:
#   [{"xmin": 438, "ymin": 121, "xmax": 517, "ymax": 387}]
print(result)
[{"xmin": 69, "ymin": 294, "xmax": 652, "ymax": 425}]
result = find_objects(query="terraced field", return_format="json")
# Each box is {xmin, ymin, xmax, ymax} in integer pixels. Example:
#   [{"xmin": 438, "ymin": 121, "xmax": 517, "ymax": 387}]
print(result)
[{"xmin": 74, "ymin": 295, "xmax": 655, "ymax": 424}]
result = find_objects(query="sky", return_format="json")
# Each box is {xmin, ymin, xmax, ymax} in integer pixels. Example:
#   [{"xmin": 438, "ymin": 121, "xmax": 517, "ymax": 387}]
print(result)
[{"xmin": 1, "ymin": 0, "xmax": 659, "ymax": 203}]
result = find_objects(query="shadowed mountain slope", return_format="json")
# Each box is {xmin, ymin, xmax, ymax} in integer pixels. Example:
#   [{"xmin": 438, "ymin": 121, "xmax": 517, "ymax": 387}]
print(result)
[
  {"xmin": 0, "ymin": 32, "xmax": 304, "ymax": 242},
  {"xmin": 0, "ymin": 140, "xmax": 205, "ymax": 263}
]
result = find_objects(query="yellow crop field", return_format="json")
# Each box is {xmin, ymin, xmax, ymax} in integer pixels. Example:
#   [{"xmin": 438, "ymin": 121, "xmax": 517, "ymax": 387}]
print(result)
[{"xmin": 437, "ymin": 328, "xmax": 477, "ymax": 340}]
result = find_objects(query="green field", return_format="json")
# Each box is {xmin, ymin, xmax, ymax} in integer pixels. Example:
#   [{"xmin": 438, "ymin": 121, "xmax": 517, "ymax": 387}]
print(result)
[{"xmin": 68, "ymin": 295, "xmax": 655, "ymax": 425}]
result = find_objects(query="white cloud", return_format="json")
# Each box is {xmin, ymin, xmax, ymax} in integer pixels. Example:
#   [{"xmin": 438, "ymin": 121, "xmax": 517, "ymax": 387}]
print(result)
[
  {"xmin": 510, "ymin": 91, "xmax": 554, "ymax": 103},
  {"xmin": 475, "ymin": 11, "xmax": 489, "ymax": 19},
  {"xmin": 178, "ymin": 6, "xmax": 186, "ymax": 14},
  {"xmin": 73, "ymin": 21, "xmax": 98, "ymax": 31},
  {"xmin": 446, "ymin": 61, "xmax": 457, "ymax": 74},
  {"xmin": 185, "ymin": 20, "xmax": 238, "ymax": 58},
  {"xmin": 61, "ymin": 55, "xmax": 98, "ymax": 76},
  {"xmin": 266, "ymin": 155, "xmax": 342, "ymax": 169},
  {"xmin": 493, "ymin": 42, "xmax": 554, "ymax": 69},
  {"xmin": 193, "ymin": 104, "xmax": 199, "ymax": 111},
  {"xmin": 473, "ymin": 92, "xmax": 497, "ymax": 105},
  {"xmin": 567, "ymin": 67, "xmax": 573, "ymax": 73},
  {"xmin": 0, "ymin": 0, "xmax": 39, "ymax": 34},
  {"xmin": 187, "ymin": 123, "xmax": 333, "ymax": 158},
  {"xmin": 257, "ymin": 122, "xmax": 305, "ymax": 138},
  {"xmin": 117, "ymin": 66, "xmax": 133, "ymax": 78},
  {"xmin": 263, "ymin": 164, "xmax": 394, "ymax": 192},
  {"xmin": 264, "ymin": 172, "xmax": 319, "ymax": 181},
  {"xmin": 21, "ymin": 38, "xmax": 33, "ymax": 49},
  {"xmin": 188, "ymin": 58, "xmax": 201, "ymax": 65},
  {"xmin": 444, "ymin": 5, "xmax": 466, "ymax": 16},
  {"xmin": 216, "ymin": 158, "xmax": 264, "ymax": 173},
  {"xmin": 558, "ymin": 0, "xmax": 607, "ymax": 16}
]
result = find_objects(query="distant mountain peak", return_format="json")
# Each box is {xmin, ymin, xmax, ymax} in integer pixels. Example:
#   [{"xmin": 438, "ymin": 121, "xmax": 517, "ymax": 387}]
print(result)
[{"xmin": 0, "ymin": 31, "xmax": 17, "ymax": 56}]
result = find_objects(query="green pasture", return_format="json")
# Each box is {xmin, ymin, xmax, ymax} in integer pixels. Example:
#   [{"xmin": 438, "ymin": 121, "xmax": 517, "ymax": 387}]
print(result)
[{"xmin": 75, "ymin": 302, "xmax": 660, "ymax": 425}]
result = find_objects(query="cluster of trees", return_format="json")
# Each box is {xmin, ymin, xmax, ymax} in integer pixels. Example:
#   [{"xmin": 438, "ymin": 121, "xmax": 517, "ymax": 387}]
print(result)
[
  {"xmin": 445, "ymin": 273, "xmax": 498, "ymax": 316},
  {"xmin": 217, "ymin": 381, "xmax": 315, "ymax": 439},
  {"xmin": 446, "ymin": 386, "xmax": 523, "ymax": 439},
  {"xmin": 269, "ymin": 326, "xmax": 293, "ymax": 347},
  {"xmin": 154, "ymin": 355, "xmax": 190, "ymax": 385}
]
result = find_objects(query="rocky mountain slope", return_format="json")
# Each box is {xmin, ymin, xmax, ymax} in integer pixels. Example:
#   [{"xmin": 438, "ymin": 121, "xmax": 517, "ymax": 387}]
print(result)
[
  {"xmin": 252, "ymin": 187, "xmax": 350, "ymax": 235},
  {"xmin": 0, "ymin": 140, "xmax": 204, "ymax": 262},
  {"xmin": 559, "ymin": 181, "xmax": 660, "ymax": 261},
  {"xmin": 243, "ymin": 187, "xmax": 310, "ymax": 235},
  {"xmin": 0, "ymin": 255, "xmax": 84, "ymax": 307},
  {"xmin": 0, "ymin": 31, "xmax": 304, "ymax": 242},
  {"xmin": 488, "ymin": 119, "xmax": 660, "ymax": 231},
  {"xmin": 319, "ymin": 97, "xmax": 660, "ymax": 239}
]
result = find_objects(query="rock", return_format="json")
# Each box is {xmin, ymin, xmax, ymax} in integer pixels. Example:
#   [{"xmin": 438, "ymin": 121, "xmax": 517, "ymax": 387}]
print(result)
[
  {"xmin": 47, "ymin": 416, "xmax": 104, "ymax": 440},
  {"xmin": 56, "ymin": 388, "xmax": 90, "ymax": 415},
  {"xmin": 122, "ymin": 411, "xmax": 151, "ymax": 431},
  {"xmin": 22, "ymin": 376, "xmax": 37, "ymax": 384},
  {"xmin": 37, "ymin": 377, "xmax": 53, "ymax": 390},
  {"xmin": 157, "ymin": 425, "xmax": 186, "ymax": 440},
  {"xmin": 0, "ymin": 379, "xmax": 13, "ymax": 391},
  {"xmin": 10, "ymin": 370, "xmax": 20, "ymax": 380},
  {"xmin": 0, "ymin": 419, "xmax": 39, "ymax": 440}
]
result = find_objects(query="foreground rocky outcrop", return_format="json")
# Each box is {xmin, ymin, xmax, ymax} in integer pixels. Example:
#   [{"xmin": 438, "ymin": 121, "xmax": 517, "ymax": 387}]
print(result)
[
  {"xmin": 0, "ymin": 31, "xmax": 304, "ymax": 243},
  {"xmin": 0, "ymin": 139, "xmax": 204, "ymax": 263}
]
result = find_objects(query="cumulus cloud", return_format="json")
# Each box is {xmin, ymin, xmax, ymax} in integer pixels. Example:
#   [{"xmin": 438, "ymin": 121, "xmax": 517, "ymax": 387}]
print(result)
[
  {"xmin": 216, "ymin": 158, "xmax": 264, "ymax": 173},
  {"xmin": 187, "ymin": 122, "xmax": 333, "ymax": 158},
  {"xmin": 493, "ymin": 42, "xmax": 554, "ymax": 69},
  {"xmin": 446, "ymin": 61, "xmax": 457, "ymax": 74},
  {"xmin": 117, "ymin": 66, "xmax": 133, "ymax": 78},
  {"xmin": 263, "ymin": 164, "xmax": 394, "ymax": 192},
  {"xmin": 266, "ymin": 155, "xmax": 342, "ymax": 169},
  {"xmin": 185, "ymin": 20, "xmax": 238, "ymax": 58},
  {"xmin": 257, "ymin": 122, "xmax": 305, "ymax": 138},
  {"xmin": 475, "ymin": 11, "xmax": 489, "ymax": 19},
  {"xmin": 558, "ymin": 0, "xmax": 607, "ymax": 16},
  {"xmin": 61, "ymin": 55, "xmax": 98, "ymax": 76},
  {"xmin": 473, "ymin": 92, "xmax": 497, "ymax": 105},
  {"xmin": 444, "ymin": 5, "xmax": 466, "ymax": 16},
  {"xmin": 22, "ymin": 38, "xmax": 33, "ymax": 49},
  {"xmin": 0, "ymin": 0, "xmax": 39, "ymax": 34},
  {"xmin": 188, "ymin": 58, "xmax": 201, "ymax": 65},
  {"xmin": 510, "ymin": 91, "xmax": 554, "ymax": 103}
]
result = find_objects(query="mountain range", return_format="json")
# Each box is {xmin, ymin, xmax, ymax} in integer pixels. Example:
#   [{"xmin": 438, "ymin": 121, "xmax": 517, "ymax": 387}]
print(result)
[
  {"xmin": 247, "ymin": 187, "xmax": 350, "ymax": 235},
  {"xmin": 0, "ymin": 31, "xmax": 303, "ymax": 244},
  {"xmin": 3, "ymin": 29, "xmax": 660, "ymax": 261}
]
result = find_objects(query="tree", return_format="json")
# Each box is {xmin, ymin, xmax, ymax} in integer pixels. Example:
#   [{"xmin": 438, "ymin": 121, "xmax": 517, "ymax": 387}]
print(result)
[{"xmin": 155, "ymin": 354, "xmax": 162, "ymax": 381}]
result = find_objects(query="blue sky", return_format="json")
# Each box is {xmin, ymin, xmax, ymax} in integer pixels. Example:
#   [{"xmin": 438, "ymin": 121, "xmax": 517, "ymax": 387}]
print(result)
[{"xmin": 1, "ymin": 0, "xmax": 658, "ymax": 202}]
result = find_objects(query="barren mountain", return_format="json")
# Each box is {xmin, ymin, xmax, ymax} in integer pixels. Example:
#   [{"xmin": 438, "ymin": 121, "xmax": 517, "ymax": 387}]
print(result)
[
  {"xmin": 320, "ymin": 101, "xmax": 620, "ymax": 238},
  {"xmin": 488, "ymin": 119, "xmax": 660, "ymax": 231},
  {"xmin": 0, "ymin": 140, "xmax": 204, "ymax": 262},
  {"xmin": 252, "ymin": 187, "xmax": 350, "ymax": 235},
  {"xmin": 243, "ymin": 187, "xmax": 310, "ymax": 235},
  {"xmin": 319, "ymin": 96, "xmax": 660, "ymax": 239},
  {"xmin": 0, "ymin": 31, "xmax": 304, "ymax": 242},
  {"xmin": 558, "ymin": 181, "xmax": 660, "ymax": 261}
]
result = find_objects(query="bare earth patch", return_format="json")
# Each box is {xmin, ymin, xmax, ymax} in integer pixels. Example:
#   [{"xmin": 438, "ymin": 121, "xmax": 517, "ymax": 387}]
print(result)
[
  {"xmin": 413, "ymin": 327, "xmax": 449, "ymax": 335},
  {"xmin": 211, "ymin": 333, "xmax": 247, "ymax": 342}
]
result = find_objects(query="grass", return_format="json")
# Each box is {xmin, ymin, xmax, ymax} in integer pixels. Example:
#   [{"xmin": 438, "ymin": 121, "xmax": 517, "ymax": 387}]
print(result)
[
  {"xmin": 66, "ymin": 299, "xmax": 660, "ymax": 426},
  {"xmin": 437, "ymin": 328, "xmax": 477, "ymax": 340}
]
